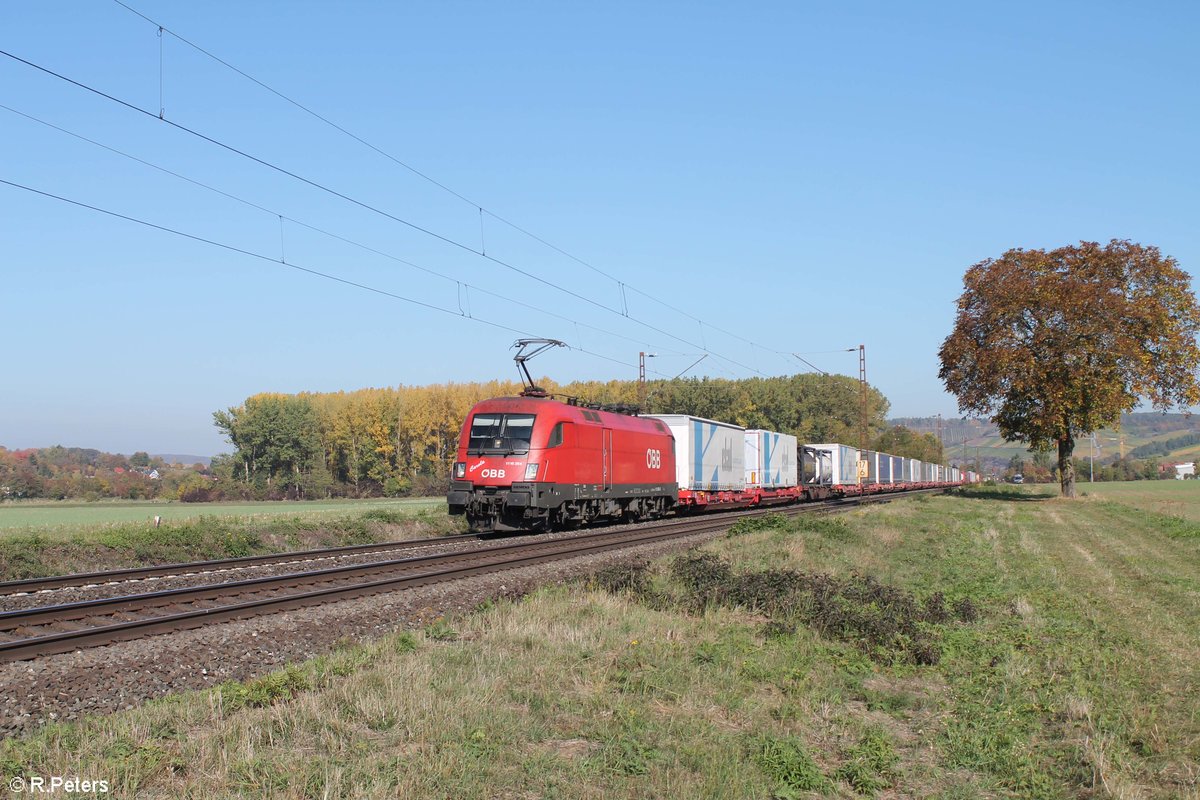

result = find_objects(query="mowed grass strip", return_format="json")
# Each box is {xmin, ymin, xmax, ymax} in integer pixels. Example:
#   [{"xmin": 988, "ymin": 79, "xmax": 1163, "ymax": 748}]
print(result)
[
  {"xmin": 4, "ymin": 487, "xmax": 1199, "ymax": 798},
  {"xmin": 0, "ymin": 498, "xmax": 446, "ymax": 532},
  {"xmin": 0, "ymin": 503, "xmax": 461, "ymax": 581}
]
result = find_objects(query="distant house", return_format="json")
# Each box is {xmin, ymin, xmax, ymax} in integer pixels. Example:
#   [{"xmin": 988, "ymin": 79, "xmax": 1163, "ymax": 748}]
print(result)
[
  {"xmin": 148, "ymin": 469, "xmax": 160, "ymax": 480},
  {"xmin": 1159, "ymin": 462, "xmax": 1197, "ymax": 479}
]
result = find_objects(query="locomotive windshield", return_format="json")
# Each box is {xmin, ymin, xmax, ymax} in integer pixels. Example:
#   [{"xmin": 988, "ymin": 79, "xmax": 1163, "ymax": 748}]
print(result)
[{"xmin": 467, "ymin": 413, "xmax": 537, "ymax": 455}]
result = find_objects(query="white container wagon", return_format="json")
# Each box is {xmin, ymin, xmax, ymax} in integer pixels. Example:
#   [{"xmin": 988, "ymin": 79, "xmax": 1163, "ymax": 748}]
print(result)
[
  {"xmin": 860, "ymin": 450, "xmax": 878, "ymax": 485},
  {"xmin": 646, "ymin": 414, "xmax": 745, "ymax": 492},
  {"xmin": 866, "ymin": 450, "xmax": 895, "ymax": 484},
  {"xmin": 807, "ymin": 443, "xmax": 860, "ymax": 486},
  {"xmin": 744, "ymin": 430, "xmax": 798, "ymax": 489}
]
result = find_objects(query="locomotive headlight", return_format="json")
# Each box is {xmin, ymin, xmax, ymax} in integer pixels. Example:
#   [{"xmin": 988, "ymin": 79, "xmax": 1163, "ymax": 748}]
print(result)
[
  {"xmin": 524, "ymin": 463, "xmax": 539, "ymax": 480},
  {"xmin": 454, "ymin": 462, "xmax": 466, "ymax": 479}
]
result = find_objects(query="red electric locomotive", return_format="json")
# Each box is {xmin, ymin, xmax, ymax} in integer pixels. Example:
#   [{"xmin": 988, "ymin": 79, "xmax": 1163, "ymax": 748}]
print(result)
[{"xmin": 447, "ymin": 395, "xmax": 678, "ymax": 531}]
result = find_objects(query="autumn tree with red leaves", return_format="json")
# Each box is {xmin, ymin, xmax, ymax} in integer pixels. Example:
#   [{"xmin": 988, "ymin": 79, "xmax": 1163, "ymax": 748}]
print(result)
[{"xmin": 939, "ymin": 240, "xmax": 1200, "ymax": 497}]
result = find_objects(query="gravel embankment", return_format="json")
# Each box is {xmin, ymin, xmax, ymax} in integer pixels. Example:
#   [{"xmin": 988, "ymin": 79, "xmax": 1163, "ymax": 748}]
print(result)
[{"xmin": 0, "ymin": 529, "xmax": 716, "ymax": 735}]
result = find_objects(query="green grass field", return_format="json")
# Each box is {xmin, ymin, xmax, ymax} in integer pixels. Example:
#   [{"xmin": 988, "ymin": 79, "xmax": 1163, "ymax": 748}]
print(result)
[
  {"xmin": 0, "ymin": 497, "xmax": 444, "ymax": 532},
  {"xmin": 0, "ymin": 499, "xmax": 460, "ymax": 581},
  {"xmin": 1075, "ymin": 479, "xmax": 1200, "ymax": 520},
  {"xmin": 5, "ymin": 483, "xmax": 1199, "ymax": 797}
]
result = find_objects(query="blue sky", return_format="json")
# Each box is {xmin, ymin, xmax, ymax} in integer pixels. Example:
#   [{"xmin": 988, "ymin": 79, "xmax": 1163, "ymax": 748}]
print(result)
[{"xmin": 3, "ymin": 1, "xmax": 1197, "ymax": 456}]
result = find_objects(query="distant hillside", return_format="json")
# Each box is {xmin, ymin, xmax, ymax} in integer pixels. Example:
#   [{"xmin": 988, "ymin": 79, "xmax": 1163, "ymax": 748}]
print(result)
[
  {"xmin": 1, "ymin": 446, "xmax": 208, "ymax": 501},
  {"xmin": 152, "ymin": 454, "xmax": 212, "ymax": 467},
  {"xmin": 889, "ymin": 413, "xmax": 1200, "ymax": 469}
]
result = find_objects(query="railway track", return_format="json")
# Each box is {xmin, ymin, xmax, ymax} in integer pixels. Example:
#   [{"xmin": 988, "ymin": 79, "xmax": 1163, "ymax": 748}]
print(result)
[
  {"xmin": 0, "ymin": 532, "xmax": 487, "ymax": 597},
  {"xmin": 0, "ymin": 490, "xmax": 940, "ymax": 663}
]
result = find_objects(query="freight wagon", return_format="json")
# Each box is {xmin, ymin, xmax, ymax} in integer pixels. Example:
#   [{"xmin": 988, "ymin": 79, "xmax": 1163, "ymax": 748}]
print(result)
[
  {"xmin": 744, "ymin": 429, "xmax": 798, "ymax": 489},
  {"xmin": 808, "ymin": 444, "xmax": 861, "ymax": 486},
  {"xmin": 647, "ymin": 416, "xmax": 808, "ymax": 509},
  {"xmin": 646, "ymin": 414, "xmax": 744, "ymax": 493},
  {"xmin": 864, "ymin": 449, "xmax": 894, "ymax": 484}
]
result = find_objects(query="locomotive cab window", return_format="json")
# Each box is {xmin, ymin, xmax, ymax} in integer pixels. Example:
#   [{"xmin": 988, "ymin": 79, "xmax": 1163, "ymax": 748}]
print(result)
[
  {"xmin": 468, "ymin": 413, "xmax": 536, "ymax": 455},
  {"xmin": 547, "ymin": 421, "xmax": 566, "ymax": 448}
]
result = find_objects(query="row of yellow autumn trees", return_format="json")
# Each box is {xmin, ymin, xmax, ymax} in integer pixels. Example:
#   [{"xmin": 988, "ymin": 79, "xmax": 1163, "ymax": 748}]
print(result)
[{"xmin": 212, "ymin": 374, "xmax": 925, "ymax": 497}]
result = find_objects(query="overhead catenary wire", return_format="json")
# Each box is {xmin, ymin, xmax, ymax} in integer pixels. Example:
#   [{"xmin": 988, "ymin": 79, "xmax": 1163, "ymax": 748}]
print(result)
[
  {"xmin": 0, "ymin": 50, "xmax": 602, "ymax": 305},
  {"xmin": 110, "ymin": 0, "xmax": 649, "ymax": 287},
  {"xmin": 111, "ymin": 0, "xmax": 483, "ymax": 210},
  {"xmin": 0, "ymin": 176, "xmax": 674, "ymax": 379},
  {"xmin": 0, "ymin": 102, "xmax": 692, "ymax": 360},
  {"xmin": 791, "ymin": 354, "xmax": 831, "ymax": 375},
  {"xmin": 106, "ymin": 2, "xmax": 808, "ymax": 370},
  {"xmin": 0, "ymin": 47, "xmax": 772, "ymax": 379}
]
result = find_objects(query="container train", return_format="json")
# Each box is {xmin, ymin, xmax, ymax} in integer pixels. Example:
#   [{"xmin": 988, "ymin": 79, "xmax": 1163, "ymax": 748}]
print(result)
[{"xmin": 447, "ymin": 394, "xmax": 977, "ymax": 532}]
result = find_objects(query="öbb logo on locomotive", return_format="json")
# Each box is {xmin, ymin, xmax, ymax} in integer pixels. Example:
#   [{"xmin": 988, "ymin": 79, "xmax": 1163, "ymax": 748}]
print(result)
[{"xmin": 646, "ymin": 449, "xmax": 662, "ymax": 469}]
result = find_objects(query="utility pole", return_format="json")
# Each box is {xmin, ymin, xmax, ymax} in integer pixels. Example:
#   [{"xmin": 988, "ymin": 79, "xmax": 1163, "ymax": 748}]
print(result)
[
  {"xmin": 638, "ymin": 352, "xmax": 656, "ymax": 408},
  {"xmin": 1090, "ymin": 433, "xmax": 1097, "ymax": 482},
  {"xmin": 858, "ymin": 344, "xmax": 868, "ymax": 452},
  {"xmin": 857, "ymin": 344, "xmax": 868, "ymax": 487},
  {"xmin": 638, "ymin": 352, "xmax": 647, "ymax": 405}
]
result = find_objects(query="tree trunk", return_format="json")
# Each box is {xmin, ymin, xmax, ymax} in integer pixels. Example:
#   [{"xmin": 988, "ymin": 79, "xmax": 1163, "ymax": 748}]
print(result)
[{"xmin": 1058, "ymin": 434, "xmax": 1076, "ymax": 498}]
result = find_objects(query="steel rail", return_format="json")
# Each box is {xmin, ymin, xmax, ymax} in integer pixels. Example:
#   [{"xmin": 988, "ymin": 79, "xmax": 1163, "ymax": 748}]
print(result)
[
  {"xmin": 0, "ymin": 489, "xmax": 944, "ymax": 662},
  {"xmin": 0, "ymin": 498, "xmax": 810, "ymax": 596},
  {"xmin": 0, "ymin": 532, "xmax": 485, "ymax": 595},
  {"xmin": 0, "ymin": 513, "xmax": 747, "ymax": 661},
  {"xmin": 0, "ymin": 501, "xmax": 817, "ymax": 631},
  {"xmin": 0, "ymin": 487, "xmax": 942, "ymax": 595}
]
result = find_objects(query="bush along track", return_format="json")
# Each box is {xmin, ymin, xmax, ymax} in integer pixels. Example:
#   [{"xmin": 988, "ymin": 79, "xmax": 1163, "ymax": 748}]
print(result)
[{"xmin": 595, "ymin": 551, "xmax": 978, "ymax": 669}]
